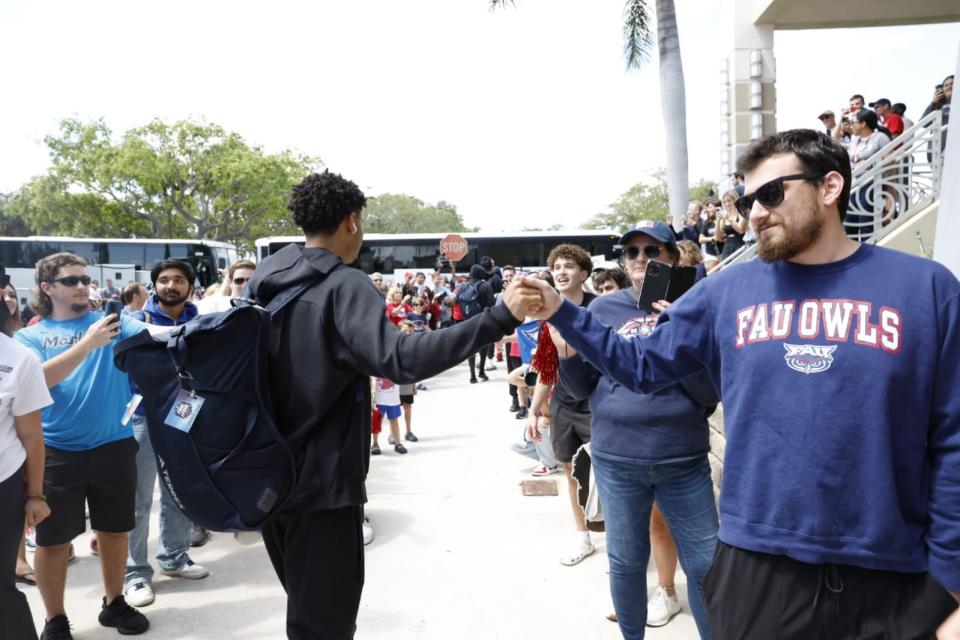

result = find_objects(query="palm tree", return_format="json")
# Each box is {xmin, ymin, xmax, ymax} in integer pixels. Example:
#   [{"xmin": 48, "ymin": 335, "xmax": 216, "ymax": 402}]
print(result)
[{"xmin": 491, "ymin": 0, "xmax": 689, "ymax": 231}]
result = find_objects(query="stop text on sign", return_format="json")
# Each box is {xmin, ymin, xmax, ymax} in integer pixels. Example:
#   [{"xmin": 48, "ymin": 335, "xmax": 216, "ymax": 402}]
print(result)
[{"xmin": 439, "ymin": 234, "xmax": 468, "ymax": 262}]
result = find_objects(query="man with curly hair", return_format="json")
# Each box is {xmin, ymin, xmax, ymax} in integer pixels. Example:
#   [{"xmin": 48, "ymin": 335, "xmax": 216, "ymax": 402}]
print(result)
[{"xmin": 247, "ymin": 170, "xmax": 540, "ymax": 639}]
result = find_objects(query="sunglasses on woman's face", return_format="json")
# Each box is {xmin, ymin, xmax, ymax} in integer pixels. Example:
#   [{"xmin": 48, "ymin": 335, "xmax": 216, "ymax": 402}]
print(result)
[
  {"xmin": 624, "ymin": 245, "xmax": 662, "ymax": 261},
  {"xmin": 734, "ymin": 172, "xmax": 825, "ymax": 218},
  {"xmin": 233, "ymin": 277, "xmax": 250, "ymax": 286},
  {"xmin": 52, "ymin": 275, "xmax": 92, "ymax": 287}
]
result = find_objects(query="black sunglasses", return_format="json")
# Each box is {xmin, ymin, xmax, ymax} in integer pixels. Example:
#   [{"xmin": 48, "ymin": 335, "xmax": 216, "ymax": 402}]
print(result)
[
  {"xmin": 624, "ymin": 245, "xmax": 662, "ymax": 261},
  {"xmin": 233, "ymin": 277, "xmax": 251, "ymax": 286},
  {"xmin": 51, "ymin": 275, "xmax": 92, "ymax": 287},
  {"xmin": 734, "ymin": 172, "xmax": 825, "ymax": 217}
]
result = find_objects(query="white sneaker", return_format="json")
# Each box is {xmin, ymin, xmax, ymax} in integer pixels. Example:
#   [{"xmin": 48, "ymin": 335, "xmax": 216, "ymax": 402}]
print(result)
[
  {"xmin": 160, "ymin": 559, "xmax": 209, "ymax": 580},
  {"xmin": 646, "ymin": 586, "xmax": 681, "ymax": 627},
  {"xmin": 233, "ymin": 531, "xmax": 262, "ymax": 546},
  {"xmin": 485, "ymin": 363, "xmax": 497, "ymax": 371},
  {"xmin": 559, "ymin": 539, "xmax": 595, "ymax": 566},
  {"xmin": 362, "ymin": 518, "xmax": 374, "ymax": 546},
  {"xmin": 124, "ymin": 580, "xmax": 155, "ymax": 607}
]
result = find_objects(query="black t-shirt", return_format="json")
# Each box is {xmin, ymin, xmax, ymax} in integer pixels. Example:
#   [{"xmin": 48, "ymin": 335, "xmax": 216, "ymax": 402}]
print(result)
[
  {"xmin": 553, "ymin": 291, "xmax": 596, "ymax": 413},
  {"xmin": 696, "ymin": 220, "xmax": 720, "ymax": 257}
]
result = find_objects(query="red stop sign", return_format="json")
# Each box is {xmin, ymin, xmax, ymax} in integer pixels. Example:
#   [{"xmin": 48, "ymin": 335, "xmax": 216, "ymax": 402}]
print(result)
[{"xmin": 439, "ymin": 234, "xmax": 469, "ymax": 262}]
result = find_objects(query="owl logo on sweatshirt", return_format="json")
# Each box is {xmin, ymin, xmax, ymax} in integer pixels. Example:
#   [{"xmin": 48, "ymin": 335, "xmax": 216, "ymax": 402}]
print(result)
[{"xmin": 783, "ymin": 343, "xmax": 837, "ymax": 374}]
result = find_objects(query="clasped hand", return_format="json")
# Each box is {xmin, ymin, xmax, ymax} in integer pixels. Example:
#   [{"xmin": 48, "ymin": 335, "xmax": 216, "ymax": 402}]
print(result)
[{"xmin": 501, "ymin": 277, "xmax": 564, "ymax": 321}]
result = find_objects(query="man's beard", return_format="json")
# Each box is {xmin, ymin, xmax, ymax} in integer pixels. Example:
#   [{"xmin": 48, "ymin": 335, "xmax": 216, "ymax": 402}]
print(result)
[
  {"xmin": 156, "ymin": 291, "xmax": 188, "ymax": 306},
  {"xmin": 70, "ymin": 302, "xmax": 88, "ymax": 313},
  {"xmin": 756, "ymin": 209, "xmax": 824, "ymax": 263}
]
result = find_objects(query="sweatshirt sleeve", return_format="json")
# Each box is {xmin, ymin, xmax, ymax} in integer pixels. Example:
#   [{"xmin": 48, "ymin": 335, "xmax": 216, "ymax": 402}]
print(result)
[
  {"xmin": 547, "ymin": 280, "xmax": 717, "ymax": 395},
  {"xmin": 926, "ymin": 289, "xmax": 960, "ymax": 593},
  {"xmin": 332, "ymin": 272, "xmax": 520, "ymax": 384}
]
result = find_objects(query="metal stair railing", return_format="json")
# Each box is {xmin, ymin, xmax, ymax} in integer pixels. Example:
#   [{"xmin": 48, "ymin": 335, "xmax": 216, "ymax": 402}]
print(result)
[{"xmin": 711, "ymin": 109, "xmax": 946, "ymax": 273}]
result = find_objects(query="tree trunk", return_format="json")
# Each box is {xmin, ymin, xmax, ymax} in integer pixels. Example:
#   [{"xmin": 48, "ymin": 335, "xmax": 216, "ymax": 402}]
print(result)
[{"xmin": 655, "ymin": 0, "xmax": 689, "ymax": 232}]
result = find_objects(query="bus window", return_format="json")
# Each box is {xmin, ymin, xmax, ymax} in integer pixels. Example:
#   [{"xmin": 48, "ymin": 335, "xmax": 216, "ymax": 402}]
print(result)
[
  {"xmin": 0, "ymin": 240, "xmax": 26, "ymax": 268},
  {"xmin": 104, "ymin": 244, "xmax": 144, "ymax": 268},
  {"xmin": 23, "ymin": 241, "xmax": 61, "ymax": 267},
  {"xmin": 59, "ymin": 242, "xmax": 103, "ymax": 265},
  {"xmin": 144, "ymin": 244, "xmax": 166, "ymax": 269}
]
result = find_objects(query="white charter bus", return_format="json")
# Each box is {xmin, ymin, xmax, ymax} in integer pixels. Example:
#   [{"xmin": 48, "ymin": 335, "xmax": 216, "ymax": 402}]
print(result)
[
  {"xmin": 254, "ymin": 230, "xmax": 621, "ymax": 275},
  {"xmin": 0, "ymin": 236, "xmax": 239, "ymax": 306}
]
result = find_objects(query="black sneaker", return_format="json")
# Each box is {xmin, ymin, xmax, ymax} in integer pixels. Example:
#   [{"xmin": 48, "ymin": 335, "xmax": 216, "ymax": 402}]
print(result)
[
  {"xmin": 509, "ymin": 398, "xmax": 520, "ymax": 412},
  {"xmin": 478, "ymin": 372, "xmax": 489, "ymax": 381},
  {"xmin": 371, "ymin": 444, "xmax": 381, "ymax": 455},
  {"xmin": 469, "ymin": 377, "xmax": 478, "ymax": 384},
  {"xmin": 99, "ymin": 595, "xmax": 149, "ymax": 635},
  {"xmin": 41, "ymin": 615, "xmax": 73, "ymax": 640},
  {"xmin": 404, "ymin": 432, "xmax": 418, "ymax": 442},
  {"xmin": 515, "ymin": 407, "xmax": 528, "ymax": 419},
  {"xmin": 394, "ymin": 444, "xmax": 408, "ymax": 455}
]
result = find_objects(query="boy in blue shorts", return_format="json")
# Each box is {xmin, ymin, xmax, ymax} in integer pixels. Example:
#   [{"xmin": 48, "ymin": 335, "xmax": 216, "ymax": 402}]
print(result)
[{"xmin": 372, "ymin": 377, "xmax": 406, "ymax": 455}]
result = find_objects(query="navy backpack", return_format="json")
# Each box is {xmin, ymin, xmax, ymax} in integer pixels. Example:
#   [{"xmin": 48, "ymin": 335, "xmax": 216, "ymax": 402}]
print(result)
[{"xmin": 114, "ymin": 283, "xmax": 314, "ymax": 532}]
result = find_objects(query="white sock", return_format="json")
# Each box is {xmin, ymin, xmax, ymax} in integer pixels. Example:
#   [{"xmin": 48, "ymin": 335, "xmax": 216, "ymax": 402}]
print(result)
[{"xmin": 576, "ymin": 531, "xmax": 591, "ymax": 544}]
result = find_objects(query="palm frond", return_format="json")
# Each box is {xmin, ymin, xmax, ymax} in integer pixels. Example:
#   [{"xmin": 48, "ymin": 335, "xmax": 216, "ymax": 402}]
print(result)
[
  {"xmin": 489, "ymin": 0, "xmax": 515, "ymax": 9},
  {"xmin": 623, "ymin": 0, "xmax": 653, "ymax": 70}
]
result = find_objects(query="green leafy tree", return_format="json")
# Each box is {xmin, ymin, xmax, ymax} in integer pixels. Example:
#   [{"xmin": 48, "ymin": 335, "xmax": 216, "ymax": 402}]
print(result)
[
  {"xmin": 363, "ymin": 194, "xmax": 470, "ymax": 233},
  {"xmin": 0, "ymin": 193, "xmax": 34, "ymax": 236},
  {"xmin": 492, "ymin": 0, "xmax": 690, "ymax": 230},
  {"xmin": 29, "ymin": 118, "xmax": 318, "ymax": 251},
  {"xmin": 585, "ymin": 169, "xmax": 716, "ymax": 232}
]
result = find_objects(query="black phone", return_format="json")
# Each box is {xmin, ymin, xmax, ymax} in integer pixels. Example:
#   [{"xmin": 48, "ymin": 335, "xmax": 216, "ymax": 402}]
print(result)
[
  {"xmin": 637, "ymin": 262, "xmax": 697, "ymax": 313},
  {"xmin": 103, "ymin": 299, "xmax": 123, "ymax": 316}
]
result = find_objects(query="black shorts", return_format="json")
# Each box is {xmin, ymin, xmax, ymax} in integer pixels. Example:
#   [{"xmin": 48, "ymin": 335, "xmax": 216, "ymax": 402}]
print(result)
[
  {"xmin": 400, "ymin": 394, "xmax": 414, "ymax": 406},
  {"xmin": 551, "ymin": 403, "xmax": 591, "ymax": 463},
  {"xmin": 704, "ymin": 541, "xmax": 958, "ymax": 639},
  {"xmin": 36, "ymin": 437, "xmax": 138, "ymax": 547}
]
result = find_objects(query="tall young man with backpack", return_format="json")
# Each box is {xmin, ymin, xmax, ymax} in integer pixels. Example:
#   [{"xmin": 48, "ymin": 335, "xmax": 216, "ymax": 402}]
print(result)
[
  {"xmin": 456, "ymin": 264, "xmax": 495, "ymax": 383},
  {"xmin": 123, "ymin": 259, "xmax": 209, "ymax": 608},
  {"xmin": 246, "ymin": 170, "xmax": 538, "ymax": 640}
]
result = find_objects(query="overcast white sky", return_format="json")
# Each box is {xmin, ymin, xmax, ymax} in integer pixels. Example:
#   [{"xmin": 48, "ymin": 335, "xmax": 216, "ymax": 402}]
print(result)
[{"xmin": 0, "ymin": 1, "xmax": 957, "ymax": 231}]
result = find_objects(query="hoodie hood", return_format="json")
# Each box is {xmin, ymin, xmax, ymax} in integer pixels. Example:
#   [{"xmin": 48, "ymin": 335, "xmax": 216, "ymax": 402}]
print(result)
[
  {"xmin": 469, "ymin": 264, "xmax": 487, "ymax": 281},
  {"xmin": 142, "ymin": 294, "xmax": 198, "ymax": 326},
  {"xmin": 248, "ymin": 243, "xmax": 342, "ymax": 304}
]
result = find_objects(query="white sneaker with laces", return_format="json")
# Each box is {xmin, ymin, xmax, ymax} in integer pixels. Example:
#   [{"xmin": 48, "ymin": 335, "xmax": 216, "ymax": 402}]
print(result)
[
  {"xmin": 124, "ymin": 580, "xmax": 155, "ymax": 607},
  {"xmin": 559, "ymin": 538, "xmax": 595, "ymax": 566},
  {"xmin": 362, "ymin": 517, "xmax": 374, "ymax": 546},
  {"xmin": 160, "ymin": 559, "xmax": 210, "ymax": 580},
  {"xmin": 646, "ymin": 586, "xmax": 681, "ymax": 627}
]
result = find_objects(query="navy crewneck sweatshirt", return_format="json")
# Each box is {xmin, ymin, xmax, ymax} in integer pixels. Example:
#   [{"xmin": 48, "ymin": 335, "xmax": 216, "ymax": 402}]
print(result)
[
  {"xmin": 559, "ymin": 289, "xmax": 718, "ymax": 463},
  {"xmin": 548, "ymin": 244, "xmax": 960, "ymax": 592}
]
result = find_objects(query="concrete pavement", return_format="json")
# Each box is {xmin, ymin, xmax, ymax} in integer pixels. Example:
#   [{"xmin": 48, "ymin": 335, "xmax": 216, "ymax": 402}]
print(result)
[{"xmin": 21, "ymin": 362, "xmax": 699, "ymax": 639}]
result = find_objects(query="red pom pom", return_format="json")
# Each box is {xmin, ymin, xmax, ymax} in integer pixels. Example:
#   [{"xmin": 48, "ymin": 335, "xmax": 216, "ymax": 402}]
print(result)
[{"xmin": 532, "ymin": 321, "xmax": 559, "ymax": 385}]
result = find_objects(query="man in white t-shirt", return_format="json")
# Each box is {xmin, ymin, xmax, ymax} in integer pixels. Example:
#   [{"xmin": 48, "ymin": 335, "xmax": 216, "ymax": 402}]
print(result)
[{"xmin": 0, "ymin": 331, "xmax": 53, "ymax": 639}]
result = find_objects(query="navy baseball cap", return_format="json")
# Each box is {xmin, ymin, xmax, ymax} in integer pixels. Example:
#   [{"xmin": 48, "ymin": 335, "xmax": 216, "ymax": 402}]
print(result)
[{"xmin": 619, "ymin": 220, "xmax": 677, "ymax": 249}]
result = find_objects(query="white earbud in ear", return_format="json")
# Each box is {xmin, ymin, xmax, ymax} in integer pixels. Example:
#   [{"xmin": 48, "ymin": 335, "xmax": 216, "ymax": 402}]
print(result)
[{"xmin": 351, "ymin": 224, "xmax": 358, "ymax": 234}]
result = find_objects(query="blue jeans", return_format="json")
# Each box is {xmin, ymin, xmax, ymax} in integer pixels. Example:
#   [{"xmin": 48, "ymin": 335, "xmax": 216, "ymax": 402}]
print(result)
[
  {"xmin": 125, "ymin": 415, "xmax": 192, "ymax": 586},
  {"xmin": 509, "ymin": 425, "xmax": 558, "ymax": 469},
  {"xmin": 591, "ymin": 452, "xmax": 718, "ymax": 640}
]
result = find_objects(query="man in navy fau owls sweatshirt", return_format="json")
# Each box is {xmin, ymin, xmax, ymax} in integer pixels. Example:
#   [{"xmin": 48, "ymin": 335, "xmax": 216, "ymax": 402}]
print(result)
[{"xmin": 524, "ymin": 130, "xmax": 960, "ymax": 636}]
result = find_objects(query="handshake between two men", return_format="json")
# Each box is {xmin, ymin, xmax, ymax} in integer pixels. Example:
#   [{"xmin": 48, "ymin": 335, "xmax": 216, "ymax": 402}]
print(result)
[{"xmin": 501, "ymin": 276, "xmax": 564, "ymax": 322}]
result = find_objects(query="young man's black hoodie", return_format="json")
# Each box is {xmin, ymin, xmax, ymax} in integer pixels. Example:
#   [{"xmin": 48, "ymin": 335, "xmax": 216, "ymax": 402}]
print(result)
[{"xmin": 248, "ymin": 244, "xmax": 521, "ymax": 514}]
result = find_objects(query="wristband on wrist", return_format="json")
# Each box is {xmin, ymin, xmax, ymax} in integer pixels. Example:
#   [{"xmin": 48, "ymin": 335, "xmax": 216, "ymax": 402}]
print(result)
[{"xmin": 25, "ymin": 491, "xmax": 46, "ymax": 501}]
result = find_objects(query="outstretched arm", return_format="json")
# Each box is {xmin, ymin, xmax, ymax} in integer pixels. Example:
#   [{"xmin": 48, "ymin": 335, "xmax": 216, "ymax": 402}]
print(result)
[{"xmin": 520, "ymin": 276, "xmax": 717, "ymax": 395}]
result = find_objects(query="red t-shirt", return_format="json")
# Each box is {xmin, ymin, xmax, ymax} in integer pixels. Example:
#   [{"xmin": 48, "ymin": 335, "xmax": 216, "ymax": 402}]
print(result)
[
  {"xmin": 882, "ymin": 113, "xmax": 904, "ymax": 137},
  {"xmin": 385, "ymin": 303, "xmax": 412, "ymax": 326}
]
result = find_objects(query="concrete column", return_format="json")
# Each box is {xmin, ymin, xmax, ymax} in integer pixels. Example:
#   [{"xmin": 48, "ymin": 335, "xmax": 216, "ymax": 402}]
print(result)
[
  {"xmin": 932, "ymin": 44, "xmax": 959, "ymax": 276},
  {"xmin": 720, "ymin": 0, "xmax": 777, "ymax": 177}
]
